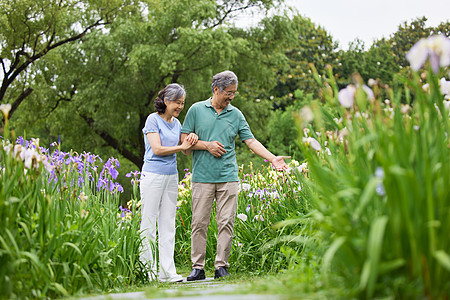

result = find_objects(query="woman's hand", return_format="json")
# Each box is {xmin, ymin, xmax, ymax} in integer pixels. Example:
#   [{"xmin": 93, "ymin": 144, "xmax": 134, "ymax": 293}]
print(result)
[
  {"xmin": 185, "ymin": 133, "xmax": 198, "ymax": 145},
  {"xmin": 180, "ymin": 138, "xmax": 194, "ymax": 150}
]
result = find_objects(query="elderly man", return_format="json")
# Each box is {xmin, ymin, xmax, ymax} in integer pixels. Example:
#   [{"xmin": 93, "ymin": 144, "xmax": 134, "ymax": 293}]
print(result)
[{"xmin": 181, "ymin": 70, "xmax": 289, "ymax": 280}]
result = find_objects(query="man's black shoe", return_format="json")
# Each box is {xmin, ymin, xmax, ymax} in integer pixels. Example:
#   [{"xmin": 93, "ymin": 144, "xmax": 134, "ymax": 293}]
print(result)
[
  {"xmin": 214, "ymin": 267, "xmax": 229, "ymax": 279},
  {"xmin": 186, "ymin": 268, "xmax": 205, "ymax": 281}
]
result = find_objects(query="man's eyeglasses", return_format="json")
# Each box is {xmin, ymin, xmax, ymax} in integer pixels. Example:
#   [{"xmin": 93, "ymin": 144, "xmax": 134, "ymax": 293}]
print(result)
[{"xmin": 222, "ymin": 90, "xmax": 239, "ymax": 97}]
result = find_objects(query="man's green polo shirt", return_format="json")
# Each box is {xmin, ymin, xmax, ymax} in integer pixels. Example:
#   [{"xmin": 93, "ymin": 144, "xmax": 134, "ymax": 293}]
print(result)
[{"xmin": 181, "ymin": 98, "xmax": 254, "ymax": 183}]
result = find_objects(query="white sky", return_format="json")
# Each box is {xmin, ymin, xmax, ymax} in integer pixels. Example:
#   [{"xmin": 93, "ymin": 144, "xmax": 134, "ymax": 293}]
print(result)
[{"xmin": 234, "ymin": 0, "xmax": 450, "ymax": 50}]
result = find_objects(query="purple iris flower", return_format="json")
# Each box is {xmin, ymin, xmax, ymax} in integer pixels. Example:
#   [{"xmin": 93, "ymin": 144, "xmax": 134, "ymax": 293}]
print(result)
[
  {"xmin": 39, "ymin": 147, "xmax": 49, "ymax": 155},
  {"xmin": 106, "ymin": 165, "xmax": 118, "ymax": 180},
  {"xmin": 97, "ymin": 177, "xmax": 107, "ymax": 189},
  {"xmin": 108, "ymin": 180, "xmax": 115, "ymax": 192},
  {"xmin": 83, "ymin": 152, "xmax": 95, "ymax": 164},
  {"xmin": 116, "ymin": 183, "xmax": 124, "ymax": 193},
  {"xmin": 7, "ymin": 136, "xmax": 128, "ymax": 198},
  {"xmin": 126, "ymin": 170, "xmax": 140, "ymax": 178}
]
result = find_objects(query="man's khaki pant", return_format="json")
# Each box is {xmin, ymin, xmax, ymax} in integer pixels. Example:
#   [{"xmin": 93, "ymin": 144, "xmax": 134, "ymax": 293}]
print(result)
[{"xmin": 191, "ymin": 181, "xmax": 239, "ymax": 269}]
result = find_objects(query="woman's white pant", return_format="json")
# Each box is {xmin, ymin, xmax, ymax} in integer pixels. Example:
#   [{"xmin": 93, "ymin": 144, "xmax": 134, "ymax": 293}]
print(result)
[{"xmin": 139, "ymin": 171, "xmax": 179, "ymax": 280}]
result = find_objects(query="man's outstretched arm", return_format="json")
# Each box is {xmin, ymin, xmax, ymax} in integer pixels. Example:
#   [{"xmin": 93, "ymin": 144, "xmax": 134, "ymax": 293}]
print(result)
[{"xmin": 244, "ymin": 138, "xmax": 290, "ymax": 171}]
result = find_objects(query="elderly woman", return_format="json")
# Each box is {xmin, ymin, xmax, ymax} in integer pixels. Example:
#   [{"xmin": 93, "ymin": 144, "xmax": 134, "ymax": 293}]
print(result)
[{"xmin": 140, "ymin": 83, "xmax": 197, "ymax": 283}]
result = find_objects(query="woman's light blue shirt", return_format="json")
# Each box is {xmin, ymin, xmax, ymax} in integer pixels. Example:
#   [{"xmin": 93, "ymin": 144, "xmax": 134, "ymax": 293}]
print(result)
[{"xmin": 142, "ymin": 113, "xmax": 181, "ymax": 175}]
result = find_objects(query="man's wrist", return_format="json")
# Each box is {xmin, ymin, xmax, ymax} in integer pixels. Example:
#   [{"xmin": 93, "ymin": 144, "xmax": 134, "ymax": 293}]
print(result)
[
  {"xmin": 193, "ymin": 140, "xmax": 208, "ymax": 151},
  {"xmin": 267, "ymin": 155, "xmax": 276, "ymax": 163},
  {"xmin": 204, "ymin": 141, "xmax": 213, "ymax": 151}
]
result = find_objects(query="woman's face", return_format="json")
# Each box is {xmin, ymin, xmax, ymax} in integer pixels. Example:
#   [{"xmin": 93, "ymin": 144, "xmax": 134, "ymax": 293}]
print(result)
[{"xmin": 165, "ymin": 96, "xmax": 185, "ymax": 118}]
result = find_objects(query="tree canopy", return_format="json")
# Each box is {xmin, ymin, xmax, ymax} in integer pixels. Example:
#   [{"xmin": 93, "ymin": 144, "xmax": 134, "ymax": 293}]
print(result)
[{"xmin": 0, "ymin": 0, "xmax": 141, "ymax": 118}]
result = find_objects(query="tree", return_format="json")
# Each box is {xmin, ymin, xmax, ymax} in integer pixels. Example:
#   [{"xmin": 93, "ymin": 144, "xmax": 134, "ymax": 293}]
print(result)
[
  {"xmin": 10, "ymin": 0, "xmax": 297, "ymax": 169},
  {"xmin": 268, "ymin": 14, "xmax": 339, "ymax": 110},
  {"xmin": 0, "ymin": 0, "xmax": 138, "ymax": 121},
  {"xmin": 336, "ymin": 17, "xmax": 450, "ymax": 86}
]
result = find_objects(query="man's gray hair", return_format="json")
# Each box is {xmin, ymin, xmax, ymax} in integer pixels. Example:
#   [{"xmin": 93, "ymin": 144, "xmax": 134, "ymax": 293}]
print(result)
[{"xmin": 211, "ymin": 70, "xmax": 238, "ymax": 94}]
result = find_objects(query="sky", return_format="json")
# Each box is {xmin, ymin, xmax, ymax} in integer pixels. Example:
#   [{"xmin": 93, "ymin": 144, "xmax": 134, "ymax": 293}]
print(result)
[{"xmin": 234, "ymin": 0, "xmax": 450, "ymax": 49}]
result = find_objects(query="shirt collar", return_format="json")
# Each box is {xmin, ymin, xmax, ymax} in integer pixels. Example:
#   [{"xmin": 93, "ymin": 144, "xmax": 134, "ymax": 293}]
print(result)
[{"xmin": 205, "ymin": 98, "xmax": 234, "ymax": 112}]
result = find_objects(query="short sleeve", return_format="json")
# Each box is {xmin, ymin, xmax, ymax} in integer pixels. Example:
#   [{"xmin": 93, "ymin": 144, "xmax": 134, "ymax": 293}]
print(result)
[
  {"xmin": 142, "ymin": 114, "xmax": 159, "ymax": 134},
  {"xmin": 175, "ymin": 118, "xmax": 182, "ymax": 138},
  {"xmin": 238, "ymin": 111, "xmax": 254, "ymax": 141},
  {"xmin": 181, "ymin": 105, "xmax": 196, "ymax": 134}
]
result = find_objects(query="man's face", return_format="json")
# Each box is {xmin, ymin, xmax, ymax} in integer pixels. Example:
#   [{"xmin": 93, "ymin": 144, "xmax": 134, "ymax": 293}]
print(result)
[{"xmin": 214, "ymin": 84, "xmax": 237, "ymax": 109}]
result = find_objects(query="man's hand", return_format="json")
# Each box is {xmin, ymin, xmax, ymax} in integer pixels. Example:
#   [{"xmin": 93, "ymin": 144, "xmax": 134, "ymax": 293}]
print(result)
[
  {"xmin": 206, "ymin": 141, "xmax": 226, "ymax": 157},
  {"xmin": 271, "ymin": 156, "xmax": 291, "ymax": 171}
]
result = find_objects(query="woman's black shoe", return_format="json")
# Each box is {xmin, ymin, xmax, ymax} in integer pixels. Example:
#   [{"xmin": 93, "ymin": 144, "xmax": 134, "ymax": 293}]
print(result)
[{"xmin": 186, "ymin": 268, "xmax": 206, "ymax": 281}]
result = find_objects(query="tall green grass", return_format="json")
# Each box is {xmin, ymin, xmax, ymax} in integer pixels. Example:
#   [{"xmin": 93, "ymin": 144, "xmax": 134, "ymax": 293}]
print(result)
[
  {"xmin": 289, "ymin": 64, "xmax": 450, "ymax": 298},
  {"xmin": 0, "ymin": 129, "xmax": 145, "ymax": 298}
]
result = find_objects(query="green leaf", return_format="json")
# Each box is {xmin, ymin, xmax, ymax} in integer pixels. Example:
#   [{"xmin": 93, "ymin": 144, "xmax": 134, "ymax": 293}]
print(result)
[
  {"xmin": 63, "ymin": 242, "xmax": 82, "ymax": 256},
  {"xmin": 434, "ymin": 250, "xmax": 450, "ymax": 272},
  {"xmin": 322, "ymin": 236, "xmax": 346, "ymax": 273},
  {"xmin": 50, "ymin": 282, "xmax": 69, "ymax": 297},
  {"xmin": 378, "ymin": 258, "xmax": 405, "ymax": 274},
  {"xmin": 353, "ymin": 177, "xmax": 379, "ymax": 219},
  {"xmin": 360, "ymin": 215, "xmax": 388, "ymax": 298}
]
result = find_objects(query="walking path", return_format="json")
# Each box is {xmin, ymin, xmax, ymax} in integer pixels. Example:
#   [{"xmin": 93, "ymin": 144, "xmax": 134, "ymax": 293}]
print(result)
[{"xmin": 81, "ymin": 277, "xmax": 280, "ymax": 300}]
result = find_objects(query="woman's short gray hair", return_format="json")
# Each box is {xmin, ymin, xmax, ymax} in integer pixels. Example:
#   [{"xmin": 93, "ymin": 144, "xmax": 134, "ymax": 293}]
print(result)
[{"xmin": 211, "ymin": 70, "xmax": 238, "ymax": 94}]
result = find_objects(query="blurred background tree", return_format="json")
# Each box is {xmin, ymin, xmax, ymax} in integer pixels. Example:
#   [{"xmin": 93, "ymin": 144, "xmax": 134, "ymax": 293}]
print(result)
[{"xmin": 335, "ymin": 17, "xmax": 450, "ymax": 87}]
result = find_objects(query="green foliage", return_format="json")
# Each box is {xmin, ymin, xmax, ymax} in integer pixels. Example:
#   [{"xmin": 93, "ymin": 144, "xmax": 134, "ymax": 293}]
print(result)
[
  {"xmin": 265, "ymin": 93, "xmax": 307, "ymax": 159},
  {"xmin": 0, "ymin": 136, "xmax": 144, "ymax": 298},
  {"xmin": 3, "ymin": 3, "xmax": 450, "ymax": 298},
  {"xmin": 0, "ymin": 0, "xmax": 136, "ymax": 117},
  {"xmin": 174, "ymin": 162, "xmax": 307, "ymax": 274},
  {"xmin": 287, "ymin": 62, "xmax": 450, "ymax": 298},
  {"xmin": 271, "ymin": 15, "xmax": 339, "ymax": 104},
  {"xmin": 6, "ymin": 0, "xmax": 292, "ymax": 170},
  {"xmin": 336, "ymin": 17, "xmax": 450, "ymax": 87}
]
